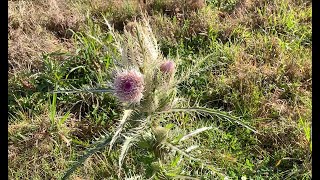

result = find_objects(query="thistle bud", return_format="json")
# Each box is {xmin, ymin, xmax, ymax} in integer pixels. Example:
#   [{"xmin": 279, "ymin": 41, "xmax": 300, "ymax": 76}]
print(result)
[
  {"xmin": 160, "ymin": 60, "xmax": 175, "ymax": 74},
  {"xmin": 154, "ymin": 126, "xmax": 168, "ymax": 143}
]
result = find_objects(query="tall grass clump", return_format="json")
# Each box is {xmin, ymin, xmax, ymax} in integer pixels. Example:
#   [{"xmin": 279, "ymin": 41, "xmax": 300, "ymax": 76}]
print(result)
[{"xmin": 59, "ymin": 16, "xmax": 257, "ymax": 179}]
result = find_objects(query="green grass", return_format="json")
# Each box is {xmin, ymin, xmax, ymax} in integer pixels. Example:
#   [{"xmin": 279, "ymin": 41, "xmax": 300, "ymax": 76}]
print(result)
[{"xmin": 8, "ymin": 0, "xmax": 311, "ymax": 179}]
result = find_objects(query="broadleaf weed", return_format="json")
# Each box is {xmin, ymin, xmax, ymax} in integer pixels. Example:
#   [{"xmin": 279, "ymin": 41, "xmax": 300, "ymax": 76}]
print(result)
[{"xmin": 59, "ymin": 16, "xmax": 257, "ymax": 179}]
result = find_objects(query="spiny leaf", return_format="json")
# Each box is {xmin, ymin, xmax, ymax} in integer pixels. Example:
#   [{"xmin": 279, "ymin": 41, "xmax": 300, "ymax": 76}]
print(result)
[
  {"xmin": 109, "ymin": 109, "xmax": 133, "ymax": 154},
  {"xmin": 53, "ymin": 88, "xmax": 113, "ymax": 94},
  {"xmin": 124, "ymin": 175, "xmax": 143, "ymax": 180},
  {"xmin": 185, "ymin": 145, "xmax": 199, "ymax": 153},
  {"xmin": 158, "ymin": 107, "xmax": 258, "ymax": 133},
  {"xmin": 118, "ymin": 123, "xmax": 147, "ymax": 176},
  {"xmin": 164, "ymin": 142, "xmax": 226, "ymax": 178},
  {"xmin": 165, "ymin": 142, "xmax": 201, "ymax": 162},
  {"xmin": 118, "ymin": 136, "xmax": 135, "ymax": 174},
  {"xmin": 179, "ymin": 127, "xmax": 213, "ymax": 142},
  {"xmin": 171, "ymin": 175, "xmax": 200, "ymax": 180},
  {"xmin": 62, "ymin": 134, "xmax": 112, "ymax": 180}
]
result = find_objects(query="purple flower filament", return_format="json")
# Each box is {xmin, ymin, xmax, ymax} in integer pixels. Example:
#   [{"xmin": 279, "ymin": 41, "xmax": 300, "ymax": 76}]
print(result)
[{"xmin": 114, "ymin": 69, "xmax": 144, "ymax": 103}]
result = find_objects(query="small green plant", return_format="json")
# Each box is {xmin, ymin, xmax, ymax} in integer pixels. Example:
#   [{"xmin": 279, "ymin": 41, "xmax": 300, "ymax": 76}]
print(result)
[{"xmin": 57, "ymin": 16, "xmax": 257, "ymax": 179}]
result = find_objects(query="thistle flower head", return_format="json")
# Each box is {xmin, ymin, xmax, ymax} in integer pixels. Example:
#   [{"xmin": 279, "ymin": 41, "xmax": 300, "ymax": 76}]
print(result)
[
  {"xmin": 160, "ymin": 60, "xmax": 175, "ymax": 74},
  {"xmin": 114, "ymin": 69, "xmax": 144, "ymax": 103}
]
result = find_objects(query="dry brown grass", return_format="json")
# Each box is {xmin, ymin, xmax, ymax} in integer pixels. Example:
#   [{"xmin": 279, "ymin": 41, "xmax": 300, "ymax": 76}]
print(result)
[
  {"xmin": 149, "ymin": 6, "xmax": 219, "ymax": 46},
  {"xmin": 156, "ymin": 0, "xmax": 206, "ymax": 12},
  {"xmin": 8, "ymin": 108, "xmax": 74, "ymax": 179},
  {"xmin": 185, "ymin": 7, "xmax": 217, "ymax": 36},
  {"xmin": 89, "ymin": 0, "xmax": 144, "ymax": 31},
  {"xmin": 257, "ymin": 120, "xmax": 309, "ymax": 155},
  {"xmin": 88, "ymin": 0, "xmax": 207, "ymax": 33},
  {"xmin": 8, "ymin": 0, "xmax": 84, "ymax": 73},
  {"xmin": 223, "ymin": 28, "xmax": 312, "ymax": 170},
  {"xmin": 149, "ymin": 15, "xmax": 180, "ymax": 45}
]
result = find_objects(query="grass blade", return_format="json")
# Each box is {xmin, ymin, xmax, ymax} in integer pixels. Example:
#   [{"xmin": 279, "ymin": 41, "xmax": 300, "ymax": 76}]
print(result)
[
  {"xmin": 58, "ymin": 111, "xmax": 70, "ymax": 128},
  {"xmin": 49, "ymin": 92, "xmax": 57, "ymax": 126},
  {"xmin": 176, "ymin": 53, "xmax": 214, "ymax": 85},
  {"xmin": 65, "ymin": 66, "xmax": 86, "ymax": 80}
]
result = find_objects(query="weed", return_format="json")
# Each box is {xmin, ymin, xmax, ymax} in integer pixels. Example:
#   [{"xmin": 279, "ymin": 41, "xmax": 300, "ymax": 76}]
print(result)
[{"xmin": 8, "ymin": 0, "xmax": 311, "ymax": 179}]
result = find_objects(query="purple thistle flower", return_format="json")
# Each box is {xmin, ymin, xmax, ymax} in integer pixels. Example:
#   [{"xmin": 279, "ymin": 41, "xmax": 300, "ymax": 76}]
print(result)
[
  {"xmin": 114, "ymin": 69, "xmax": 144, "ymax": 103},
  {"xmin": 160, "ymin": 60, "xmax": 175, "ymax": 74}
]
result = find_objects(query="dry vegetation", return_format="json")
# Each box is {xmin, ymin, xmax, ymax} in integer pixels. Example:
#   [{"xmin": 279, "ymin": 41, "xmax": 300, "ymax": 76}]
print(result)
[{"xmin": 8, "ymin": 0, "xmax": 84, "ymax": 73}]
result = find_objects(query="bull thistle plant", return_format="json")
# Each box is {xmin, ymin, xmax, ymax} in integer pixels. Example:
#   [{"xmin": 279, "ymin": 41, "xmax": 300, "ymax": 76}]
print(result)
[{"xmin": 60, "ymin": 16, "xmax": 257, "ymax": 179}]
